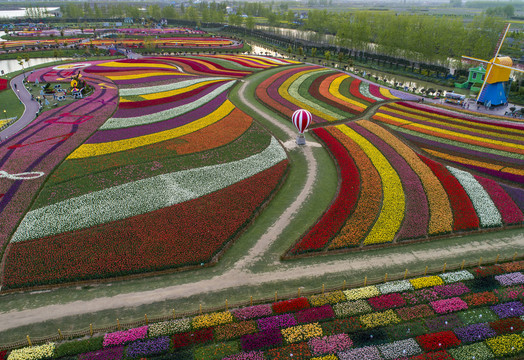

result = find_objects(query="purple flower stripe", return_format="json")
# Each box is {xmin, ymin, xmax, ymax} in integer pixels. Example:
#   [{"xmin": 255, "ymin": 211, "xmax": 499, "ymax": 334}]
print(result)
[
  {"xmin": 453, "ymin": 322, "xmax": 496, "ymax": 343},
  {"xmin": 113, "ymin": 79, "xmax": 225, "ymax": 119},
  {"xmin": 257, "ymin": 313, "xmax": 297, "ymax": 331},
  {"xmin": 125, "ymin": 336, "xmax": 170, "ymax": 358},
  {"xmin": 79, "ymin": 346, "xmax": 124, "ymax": 360},
  {"xmin": 390, "ymin": 90, "xmax": 418, "ymax": 100},
  {"xmin": 490, "ymin": 301, "xmax": 524, "ymax": 318},
  {"xmin": 499, "ymin": 183, "xmax": 524, "ymax": 213},
  {"xmin": 338, "ymin": 345, "xmax": 382, "ymax": 360},
  {"xmin": 86, "ymin": 91, "xmax": 228, "ymax": 143},
  {"xmin": 296, "ymin": 305, "xmax": 335, "ymax": 323},
  {"xmin": 232, "ymin": 305, "xmax": 272, "ymax": 321},
  {"xmin": 433, "ymin": 283, "xmax": 470, "ymax": 298},
  {"xmin": 240, "ymin": 329, "xmax": 282, "ymax": 352},
  {"xmin": 352, "ymin": 122, "xmax": 429, "ymax": 240},
  {"xmin": 103, "ymin": 326, "xmax": 148, "ymax": 346}
]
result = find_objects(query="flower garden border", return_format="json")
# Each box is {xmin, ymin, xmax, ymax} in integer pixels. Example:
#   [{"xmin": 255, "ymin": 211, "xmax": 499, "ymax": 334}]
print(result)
[{"xmin": 0, "ymin": 254, "xmax": 522, "ymax": 352}]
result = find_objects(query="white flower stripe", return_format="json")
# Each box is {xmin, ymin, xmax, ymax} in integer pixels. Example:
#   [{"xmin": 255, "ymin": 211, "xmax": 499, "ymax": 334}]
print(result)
[
  {"xmin": 446, "ymin": 166, "xmax": 502, "ymax": 228},
  {"xmin": 360, "ymin": 82, "xmax": 383, "ymax": 101},
  {"xmin": 11, "ymin": 137, "xmax": 286, "ymax": 243},
  {"xmin": 119, "ymin": 77, "xmax": 232, "ymax": 96},
  {"xmin": 101, "ymin": 81, "xmax": 236, "ymax": 130}
]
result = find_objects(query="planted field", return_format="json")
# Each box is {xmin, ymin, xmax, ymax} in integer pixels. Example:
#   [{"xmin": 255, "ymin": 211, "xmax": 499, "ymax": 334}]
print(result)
[
  {"xmin": 252, "ymin": 64, "xmax": 523, "ymax": 256},
  {"xmin": 5, "ymin": 262, "xmax": 524, "ymax": 359},
  {"xmin": 0, "ymin": 56, "xmax": 296, "ymax": 289}
]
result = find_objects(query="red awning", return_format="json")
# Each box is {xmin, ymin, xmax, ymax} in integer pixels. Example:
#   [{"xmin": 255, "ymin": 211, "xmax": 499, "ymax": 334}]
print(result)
[{"xmin": 0, "ymin": 78, "xmax": 8, "ymax": 91}]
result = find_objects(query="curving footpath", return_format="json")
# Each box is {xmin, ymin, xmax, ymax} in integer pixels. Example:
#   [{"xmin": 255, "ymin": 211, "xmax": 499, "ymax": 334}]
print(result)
[{"xmin": 0, "ymin": 74, "xmax": 40, "ymax": 141}]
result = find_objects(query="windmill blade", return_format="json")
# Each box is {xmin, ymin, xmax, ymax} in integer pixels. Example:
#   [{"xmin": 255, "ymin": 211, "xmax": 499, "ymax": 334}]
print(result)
[
  {"xmin": 494, "ymin": 23, "xmax": 511, "ymax": 58},
  {"xmin": 461, "ymin": 55, "xmax": 490, "ymax": 65}
]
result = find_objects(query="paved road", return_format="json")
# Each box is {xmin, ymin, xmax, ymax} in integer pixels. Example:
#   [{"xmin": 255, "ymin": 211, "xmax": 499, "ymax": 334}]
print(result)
[{"xmin": 0, "ymin": 74, "xmax": 40, "ymax": 141}]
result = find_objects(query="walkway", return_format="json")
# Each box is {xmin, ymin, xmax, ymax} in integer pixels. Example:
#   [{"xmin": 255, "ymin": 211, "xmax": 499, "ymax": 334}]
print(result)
[{"xmin": 0, "ymin": 74, "xmax": 39, "ymax": 141}]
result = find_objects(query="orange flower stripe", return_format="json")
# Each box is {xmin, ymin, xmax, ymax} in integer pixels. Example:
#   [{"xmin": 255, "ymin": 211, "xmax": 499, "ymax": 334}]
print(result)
[{"xmin": 325, "ymin": 74, "xmax": 367, "ymax": 111}]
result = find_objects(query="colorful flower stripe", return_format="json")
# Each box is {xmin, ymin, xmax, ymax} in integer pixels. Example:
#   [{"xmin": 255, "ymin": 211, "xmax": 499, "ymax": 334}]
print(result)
[
  {"xmin": 359, "ymin": 120, "xmax": 452, "ymax": 235},
  {"xmin": 12, "ymin": 137, "xmax": 286, "ymax": 242},
  {"xmin": 451, "ymin": 161, "xmax": 524, "ymax": 185},
  {"xmin": 447, "ymin": 166, "xmax": 502, "ymax": 228},
  {"xmin": 387, "ymin": 102, "xmax": 524, "ymax": 139},
  {"xmin": 154, "ymin": 57, "xmax": 252, "ymax": 77},
  {"xmin": 205, "ymin": 55, "xmax": 300, "ymax": 68},
  {"xmin": 418, "ymin": 155, "xmax": 480, "ymax": 231},
  {"xmin": 310, "ymin": 72, "xmax": 359, "ymax": 118},
  {"xmin": 499, "ymin": 183, "xmax": 524, "ymax": 213},
  {"xmin": 350, "ymin": 78, "xmax": 376, "ymax": 103},
  {"xmin": 101, "ymin": 82, "xmax": 234, "ymax": 129},
  {"xmin": 38, "ymin": 116, "xmax": 263, "ymax": 202},
  {"xmin": 352, "ymin": 121, "xmax": 428, "ymax": 240},
  {"xmin": 120, "ymin": 77, "xmax": 229, "ymax": 97},
  {"xmin": 4, "ymin": 161, "xmax": 288, "ymax": 288},
  {"xmin": 287, "ymin": 127, "xmax": 359, "ymax": 254},
  {"xmin": 328, "ymin": 127, "xmax": 382, "ymax": 249},
  {"xmin": 140, "ymin": 79, "xmax": 228, "ymax": 101},
  {"xmin": 337, "ymin": 124, "xmax": 405, "ymax": 245},
  {"xmin": 104, "ymin": 71, "xmax": 191, "ymax": 81},
  {"xmin": 362, "ymin": 83, "xmax": 385, "ymax": 101},
  {"xmin": 280, "ymin": 68, "xmax": 341, "ymax": 121},
  {"xmin": 374, "ymin": 113, "xmax": 524, "ymax": 155},
  {"xmin": 67, "ymin": 99, "xmax": 235, "ymax": 159},
  {"xmin": 326, "ymin": 74, "xmax": 367, "ymax": 112},
  {"xmin": 473, "ymin": 176, "xmax": 524, "ymax": 225}
]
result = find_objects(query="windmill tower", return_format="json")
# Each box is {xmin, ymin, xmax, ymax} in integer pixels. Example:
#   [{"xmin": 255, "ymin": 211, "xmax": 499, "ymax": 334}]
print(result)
[{"xmin": 462, "ymin": 23, "xmax": 524, "ymax": 107}]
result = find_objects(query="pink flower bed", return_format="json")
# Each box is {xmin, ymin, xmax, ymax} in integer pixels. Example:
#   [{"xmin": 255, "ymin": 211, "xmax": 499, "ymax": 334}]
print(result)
[
  {"xmin": 103, "ymin": 326, "xmax": 148, "ymax": 346},
  {"xmin": 430, "ymin": 298, "xmax": 468, "ymax": 314},
  {"xmin": 308, "ymin": 333, "xmax": 353, "ymax": 355},
  {"xmin": 233, "ymin": 305, "xmax": 273, "ymax": 320}
]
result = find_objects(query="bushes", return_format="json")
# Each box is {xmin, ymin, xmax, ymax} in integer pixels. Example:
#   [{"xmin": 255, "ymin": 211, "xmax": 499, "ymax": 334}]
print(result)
[{"xmin": 54, "ymin": 337, "xmax": 104, "ymax": 358}]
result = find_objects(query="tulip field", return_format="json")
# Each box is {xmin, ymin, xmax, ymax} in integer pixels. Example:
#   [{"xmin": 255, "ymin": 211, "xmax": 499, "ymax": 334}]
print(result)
[
  {"xmin": 4, "ymin": 262, "xmax": 524, "ymax": 359},
  {"xmin": 0, "ymin": 54, "xmax": 522, "ymax": 300},
  {"xmin": 0, "ymin": 56, "xmax": 298, "ymax": 289},
  {"xmin": 251, "ymin": 64, "xmax": 523, "ymax": 256}
]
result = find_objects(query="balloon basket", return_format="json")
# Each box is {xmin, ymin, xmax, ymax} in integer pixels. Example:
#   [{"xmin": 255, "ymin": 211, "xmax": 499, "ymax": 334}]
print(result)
[{"xmin": 296, "ymin": 133, "xmax": 306, "ymax": 145}]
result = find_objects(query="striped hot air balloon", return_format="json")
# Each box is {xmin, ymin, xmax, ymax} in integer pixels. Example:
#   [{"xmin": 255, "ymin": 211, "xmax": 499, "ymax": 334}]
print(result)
[{"xmin": 292, "ymin": 109, "xmax": 312, "ymax": 134}]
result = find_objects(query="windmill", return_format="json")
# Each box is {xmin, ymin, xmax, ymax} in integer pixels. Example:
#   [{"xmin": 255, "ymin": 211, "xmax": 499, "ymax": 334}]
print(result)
[{"xmin": 462, "ymin": 23, "xmax": 524, "ymax": 107}]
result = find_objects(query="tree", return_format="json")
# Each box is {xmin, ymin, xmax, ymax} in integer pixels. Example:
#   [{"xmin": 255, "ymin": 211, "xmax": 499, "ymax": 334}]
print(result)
[
  {"xmin": 450, "ymin": 0, "xmax": 462, "ymax": 7},
  {"xmin": 147, "ymin": 4, "xmax": 162, "ymax": 20},
  {"xmin": 162, "ymin": 5, "xmax": 178, "ymax": 20},
  {"xmin": 324, "ymin": 50, "xmax": 331, "ymax": 61},
  {"xmin": 503, "ymin": 5, "xmax": 514, "ymax": 18},
  {"xmin": 311, "ymin": 47, "xmax": 317, "ymax": 58},
  {"xmin": 94, "ymin": 4, "xmax": 102, "ymax": 19},
  {"xmin": 245, "ymin": 16, "xmax": 256, "ymax": 31}
]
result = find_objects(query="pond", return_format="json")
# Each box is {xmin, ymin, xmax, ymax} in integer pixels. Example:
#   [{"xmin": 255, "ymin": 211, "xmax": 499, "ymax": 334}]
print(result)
[{"xmin": 0, "ymin": 58, "xmax": 70, "ymax": 76}]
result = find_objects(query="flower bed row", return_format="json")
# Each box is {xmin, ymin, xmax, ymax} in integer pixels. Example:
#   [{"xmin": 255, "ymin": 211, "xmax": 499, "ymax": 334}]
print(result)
[{"xmin": 6, "ymin": 263, "xmax": 524, "ymax": 359}]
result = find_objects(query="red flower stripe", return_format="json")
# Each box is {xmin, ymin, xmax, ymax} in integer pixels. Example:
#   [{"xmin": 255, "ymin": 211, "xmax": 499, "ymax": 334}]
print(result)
[
  {"xmin": 350, "ymin": 78, "xmax": 376, "ymax": 103},
  {"xmin": 3, "ymin": 161, "xmax": 288, "ymax": 288},
  {"xmin": 418, "ymin": 155, "xmax": 479, "ymax": 231},
  {"xmin": 288, "ymin": 127, "xmax": 359, "ymax": 254},
  {"xmin": 474, "ymin": 175, "xmax": 524, "ymax": 225},
  {"xmin": 369, "ymin": 84, "xmax": 389, "ymax": 99},
  {"xmin": 172, "ymin": 328, "xmax": 214, "ymax": 349},
  {"xmin": 155, "ymin": 56, "xmax": 252, "ymax": 77},
  {"xmin": 328, "ymin": 126, "xmax": 381, "ymax": 249}
]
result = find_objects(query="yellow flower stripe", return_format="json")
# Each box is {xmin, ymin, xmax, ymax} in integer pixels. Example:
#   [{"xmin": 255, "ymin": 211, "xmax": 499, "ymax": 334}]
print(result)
[
  {"xmin": 279, "ymin": 68, "xmax": 339, "ymax": 121},
  {"xmin": 67, "ymin": 100, "xmax": 235, "ymax": 159},
  {"xmin": 0, "ymin": 119, "xmax": 9, "ymax": 127},
  {"xmin": 106, "ymin": 71, "xmax": 189, "ymax": 81},
  {"xmin": 328, "ymin": 74, "xmax": 367, "ymax": 109},
  {"xmin": 281, "ymin": 323, "xmax": 323, "ymax": 343},
  {"xmin": 359, "ymin": 309, "xmax": 401, "ymax": 328},
  {"xmin": 382, "ymin": 106, "xmax": 524, "ymax": 141},
  {"xmin": 140, "ymin": 79, "xmax": 227, "ymax": 100},
  {"xmin": 389, "ymin": 102, "xmax": 524, "ymax": 135},
  {"xmin": 409, "ymin": 275, "xmax": 444, "ymax": 289},
  {"xmin": 376, "ymin": 112, "xmax": 524, "ymax": 152},
  {"xmin": 192, "ymin": 311, "xmax": 233, "ymax": 329},
  {"xmin": 423, "ymin": 148, "xmax": 524, "ymax": 176},
  {"xmin": 337, "ymin": 125, "xmax": 405, "ymax": 244},
  {"xmin": 379, "ymin": 87, "xmax": 398, "ymax": 99},
  {"xmin": 359, "ymin": 120, "xmax": 453, "ymax": 234},
  {"xmin": 96, "ymin": 61, "xmax": 178, "ymax": 70}
]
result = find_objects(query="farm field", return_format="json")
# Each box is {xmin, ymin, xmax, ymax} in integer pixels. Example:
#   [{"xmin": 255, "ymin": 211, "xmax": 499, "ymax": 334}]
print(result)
[{"xmin": 0, "ymin": 54, "xmax": 522, "ymax": 351}]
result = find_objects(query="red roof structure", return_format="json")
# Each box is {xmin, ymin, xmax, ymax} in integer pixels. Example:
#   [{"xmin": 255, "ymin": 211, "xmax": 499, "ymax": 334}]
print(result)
[{"xmin": 0, "ymin": 78, "xmax": 8, "ymax": 91}]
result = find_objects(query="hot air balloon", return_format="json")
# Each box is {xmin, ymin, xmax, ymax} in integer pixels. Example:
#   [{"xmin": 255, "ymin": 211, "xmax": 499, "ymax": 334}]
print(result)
[{"xmin": 292, "ymin": 109, "xmax": 312, "ymax": 145}]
